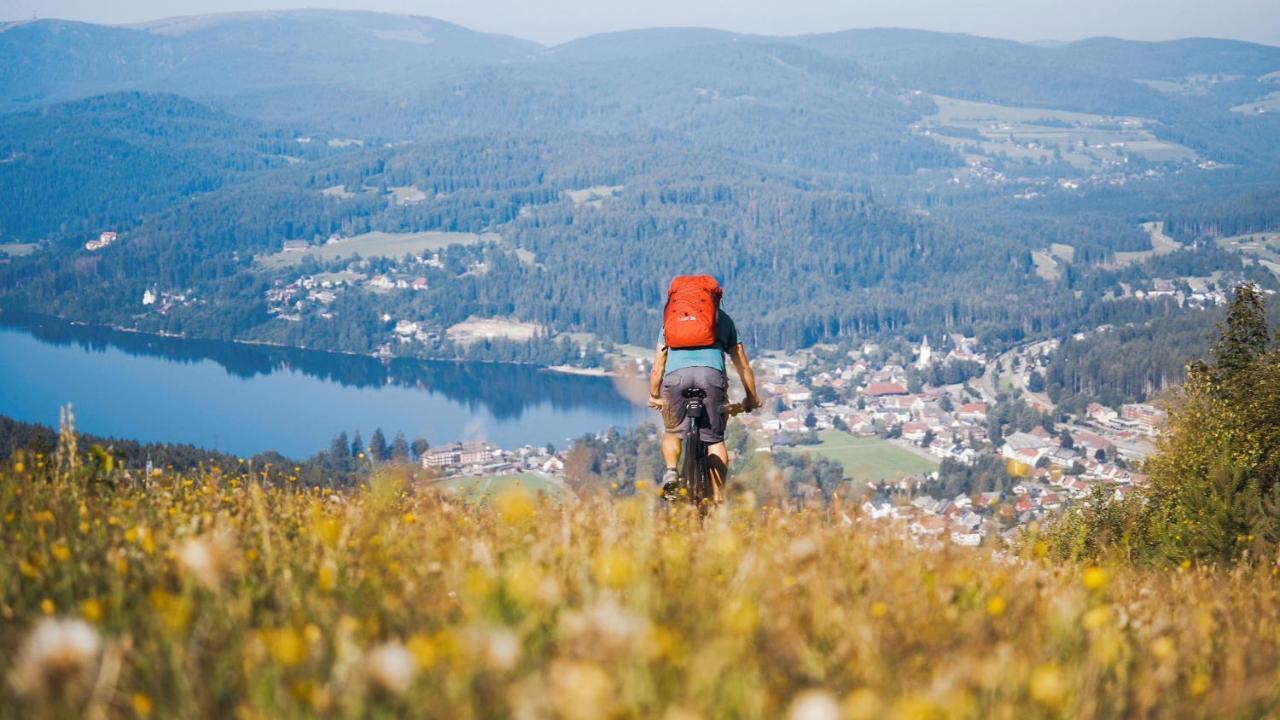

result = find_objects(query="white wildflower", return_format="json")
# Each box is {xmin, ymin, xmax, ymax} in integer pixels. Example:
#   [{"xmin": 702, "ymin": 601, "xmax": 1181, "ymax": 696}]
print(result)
[
  {"xmin": 176, "ymin": 528, "xmax": 237, "ymax": 591},
  {"xmin": 9, "ymin": 618, "xmax": 102, "ymax": 697},
  {"xmin": 786, "ymin": 689, "xmax": 840, "ymax": 720},
  {"xmin": 364, "ymin": 640, "xmax": 417, "ymax": 695}
]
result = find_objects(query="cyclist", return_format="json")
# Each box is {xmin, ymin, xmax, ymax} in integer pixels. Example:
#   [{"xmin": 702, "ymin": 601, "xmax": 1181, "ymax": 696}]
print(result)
[{"xmin": 647, "ymin": 277, "xmax": 760, "ymax": 503}]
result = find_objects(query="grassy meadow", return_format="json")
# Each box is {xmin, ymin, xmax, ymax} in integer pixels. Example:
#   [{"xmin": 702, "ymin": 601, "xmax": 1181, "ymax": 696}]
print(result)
[
  {"xmin": 256, "ymin": 231, "xmax": 493, "ymax": 269},
  {"xmin": 798, "ymin": 431, "xmax": 939, "ymax": 483},
  {"xmin": 0, "ymin": 243, "xmax": 37, "ymax": 258},
  {"xmin": 433, "ymin": 472, "xmax": 565, "ymax": 500},
  {"xmin": 7, "ymin": 441, "xmax": 1277, "ymax": 719}
]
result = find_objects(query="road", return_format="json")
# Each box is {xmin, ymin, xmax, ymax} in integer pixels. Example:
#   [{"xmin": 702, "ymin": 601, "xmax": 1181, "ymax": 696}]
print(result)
[{"xmin": 978, "ymin": 340, "xmax": 1057, "ymax": 411}]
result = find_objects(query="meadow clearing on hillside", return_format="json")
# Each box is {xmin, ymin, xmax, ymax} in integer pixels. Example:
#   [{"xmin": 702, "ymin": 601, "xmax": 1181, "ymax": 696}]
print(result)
[
  {"xmin": 0, "ymin": 243, "xmax": 37, "ymax": 258},
  {"xmin": 919, "ymin": 95, "xmax": 1197, "ymax": 169},
  {"xmin": 256, "ymin": 231, "xmax": 495, "ymax": 269},
  {"xmin": 1109, "ymin": 222, "xmax": 1181, "ymax": 269},
  {"xmin": 5, "ymin": 443, "xmax": 1278, "ymax": 719},
  {"xmin": 1218, "ymin": 231, "xmax": 1280, "ymax": 279}
]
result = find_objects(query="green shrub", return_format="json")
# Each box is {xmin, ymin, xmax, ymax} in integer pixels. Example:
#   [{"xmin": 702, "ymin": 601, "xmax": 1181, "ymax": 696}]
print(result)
[{"xmin": 1048, "ymin": 285, "xmax": 1280, "ymax": 565}]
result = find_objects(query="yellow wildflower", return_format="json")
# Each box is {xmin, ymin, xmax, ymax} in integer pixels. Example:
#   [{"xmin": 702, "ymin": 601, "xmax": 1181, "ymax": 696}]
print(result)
[
  {"xmin": 1029, "ymin": 663, "xmax": 1066, "ymax": 707},
  {"xmin": 1082, "ymin": 566, "xmax": 1108, "ymax": 590},
  {"xmin": 264, "ymin": 627, "xmax": 307, "ymax": 667},
  {"xmin": 592, "ymin": 547, "xmax": 636, "ymax": 589},
  {"xmin": 80, "ymin": 599, "xmax": 102, "ymax": 622},
  {"xmin": 986, "ymin": 596, "xmax": 1006, "ymax": 617}
]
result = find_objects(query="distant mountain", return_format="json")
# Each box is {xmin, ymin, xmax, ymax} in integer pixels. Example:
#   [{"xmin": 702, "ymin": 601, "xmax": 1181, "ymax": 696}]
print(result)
[
  {"xmin": 795, "ymin": 28, "xmax": 1280, "ymax": 114},
  {"xmin": 0, "ymin": 11, "xmax": 541, "ymax": 111},
  {"xmin": 5, "ymin": 12, "xmax": 1279, "ymax": 121},
  {"xmin": 0, "ymin": 92, "xmax": 303, "ymax": 241},
  {"xmin": 544, "ymin": 27, "xmax": 747, "ymax": 62}
]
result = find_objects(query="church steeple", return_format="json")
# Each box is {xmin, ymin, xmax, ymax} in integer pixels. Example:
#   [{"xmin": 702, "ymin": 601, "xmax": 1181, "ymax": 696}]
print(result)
[{"xmin": 916, "ymin": 335, "xmax": 932, "ymax": 370}]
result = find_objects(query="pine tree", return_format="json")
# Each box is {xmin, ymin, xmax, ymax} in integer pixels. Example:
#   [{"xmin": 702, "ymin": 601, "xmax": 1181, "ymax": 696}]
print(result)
[
  {"xmin": 350, "ymin": 432, "xmax": 364, "ymax": 460},
  {"xmin": 370, "ymin": 428, "xmax": 390, "ymax": 462},
  {"xmin": 330, "ymin": 432, "xmax": 350, "ymax": 461},
  {"xmin": 1212, "ymin": 284, "xmax": 1271, "ymax": 381},
  {"xmin": 391, "ymin": 433, "xmax": 410, "ymax": 461}
]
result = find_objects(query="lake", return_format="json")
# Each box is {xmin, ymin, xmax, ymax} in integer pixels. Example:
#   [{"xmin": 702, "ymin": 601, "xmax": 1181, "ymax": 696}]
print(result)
[{"xmin": 0, "ymin": 313, "xmax": 650, "ymax": 458}]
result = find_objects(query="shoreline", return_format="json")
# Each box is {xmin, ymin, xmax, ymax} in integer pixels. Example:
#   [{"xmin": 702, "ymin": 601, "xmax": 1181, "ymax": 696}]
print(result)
[{"xmin": 2, "ymin": 309, "xmax": 620, "ymax": 375}]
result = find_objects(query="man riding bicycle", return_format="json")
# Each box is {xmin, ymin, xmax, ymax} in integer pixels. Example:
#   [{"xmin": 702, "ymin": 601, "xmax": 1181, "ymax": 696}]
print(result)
[{"xmin": 647, "ymin": 275, "xmax": 761, "ymax": 504}]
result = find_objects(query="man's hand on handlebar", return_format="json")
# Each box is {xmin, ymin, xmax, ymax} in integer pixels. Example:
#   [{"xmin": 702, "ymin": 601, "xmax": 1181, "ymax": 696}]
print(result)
[{"xmin": 647, "ymin": 395, "xmax": 665, "ymax": 410}]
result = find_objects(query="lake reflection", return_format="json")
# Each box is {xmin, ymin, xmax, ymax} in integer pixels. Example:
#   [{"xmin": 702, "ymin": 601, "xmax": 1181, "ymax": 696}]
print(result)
[{"xmin": 0, "ymin": 313, "xmax": 649, "ymax": 458}]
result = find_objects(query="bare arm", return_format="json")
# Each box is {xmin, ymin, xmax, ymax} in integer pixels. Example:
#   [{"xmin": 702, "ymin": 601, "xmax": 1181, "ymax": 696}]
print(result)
[
  {"xmin": 728, "ymin": 343, "xmax": 760, "ymax": 411},
  {"xmin": 648, "ymin": 343, "xmax": 668, "ymax": 406}
]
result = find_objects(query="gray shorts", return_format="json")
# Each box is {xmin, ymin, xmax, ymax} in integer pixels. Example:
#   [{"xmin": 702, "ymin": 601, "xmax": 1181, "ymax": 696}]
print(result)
[{"xmin": 660, "ymin": 366, "xmax": 729, "ymax": 444}]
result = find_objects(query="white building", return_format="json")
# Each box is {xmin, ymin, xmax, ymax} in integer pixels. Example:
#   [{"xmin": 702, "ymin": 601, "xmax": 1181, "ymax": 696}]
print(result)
[{"xmin": 916, "ymin": 335, "xmax": 932, "ymax": 369}]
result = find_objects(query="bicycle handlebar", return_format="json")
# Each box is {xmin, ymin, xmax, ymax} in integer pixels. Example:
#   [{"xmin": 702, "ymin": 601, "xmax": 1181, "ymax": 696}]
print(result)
[{"xmin": 647, "ymin": 397, "xmax": 755, "ymax": 415}]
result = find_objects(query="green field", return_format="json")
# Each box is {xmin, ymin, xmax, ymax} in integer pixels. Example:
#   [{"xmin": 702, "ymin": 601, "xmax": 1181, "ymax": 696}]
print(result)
[
  {"xmin": 257, "ymin": 231, "xmax": 495, "ymax": 269},
  {"xmin": 921, "ymin": 95, "xmax": 1197, "ymax": 169},
  {"xmin": 432, "ymin": 472, "xmax": 564, "ymax": 499},
  {"xmin": 796, "ymin": 430, "xmax": 939, "ymax": 482},
  {"xmin": 0, "ymin": 243, "xmax": 37, "ymax": 258},
  {"xmin": 1031, "ymin": 250, "xmax": 1062, "ymax": 281},
  {"xmin": 1110, "ymin": 221, "xmax": 1181, "ymax": 268},
  {"xmin": 1218, "ymin": 231, "xmax": 1280, "ymax": 278}
]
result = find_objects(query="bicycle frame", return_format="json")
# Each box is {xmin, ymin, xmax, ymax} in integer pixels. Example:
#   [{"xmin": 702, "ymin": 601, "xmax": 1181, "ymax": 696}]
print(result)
[
  {"xmin": 668, "ymin": 387, "xmax": 743, "ymax": 507},
  {"xmin": 679, "ymin": 387, "xmax": 714, "ymax": 506}
]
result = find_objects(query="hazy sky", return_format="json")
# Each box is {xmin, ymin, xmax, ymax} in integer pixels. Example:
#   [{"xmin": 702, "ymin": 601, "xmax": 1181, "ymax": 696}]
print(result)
[{"xmin": 2, "ymin": 0, "xmax": 1277, "ymax": 46}]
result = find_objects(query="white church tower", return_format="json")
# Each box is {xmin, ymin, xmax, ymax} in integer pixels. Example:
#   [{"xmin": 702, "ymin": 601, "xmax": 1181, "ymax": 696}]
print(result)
[{"xmin": 916, "ymin": 335, "xmax": 932, "ymax": 370}]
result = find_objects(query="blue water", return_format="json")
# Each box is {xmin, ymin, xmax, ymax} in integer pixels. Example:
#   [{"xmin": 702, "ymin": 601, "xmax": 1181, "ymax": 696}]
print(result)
[{"xmin": 0, "ymin": 314, "xmax": 649, "ymax": 458}]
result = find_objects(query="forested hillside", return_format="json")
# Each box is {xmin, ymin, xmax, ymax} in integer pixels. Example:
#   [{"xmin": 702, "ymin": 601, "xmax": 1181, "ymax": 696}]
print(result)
[{"xmin": 1, "ymin": 11, "xmax": 1279, "ymax": 371}]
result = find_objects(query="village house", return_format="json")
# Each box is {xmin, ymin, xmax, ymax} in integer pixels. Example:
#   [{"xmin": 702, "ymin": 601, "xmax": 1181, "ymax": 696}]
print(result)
[
  {"xmin": 1121, "ymin": 403, "xmax": 1167, "ymax": 435},
  {"xmin": 420, "ymin": 442, "xmax": 502, "ymax": 469},
  {"xmin": 1086, "ymin": 402, "xmax": 1120, "ymax": 425},
  {"xmin": 957, "ymin": 402, "xmax": 988, "ymax": 421},
  {"xmin": 864, "ymin": 382, "xmax": 909, "ymax": 398}
]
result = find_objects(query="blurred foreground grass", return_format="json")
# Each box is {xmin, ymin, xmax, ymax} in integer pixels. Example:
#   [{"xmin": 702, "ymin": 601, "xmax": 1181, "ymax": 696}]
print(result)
[{"xmin": 2, "ymin": 449, "xmax": 1279, "ymax": 719}]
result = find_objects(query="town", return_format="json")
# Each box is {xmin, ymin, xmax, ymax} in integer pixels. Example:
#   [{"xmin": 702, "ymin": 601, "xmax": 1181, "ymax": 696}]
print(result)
[{"xmin": 416, "ymin": 329, "xmax": 1172, "ymax": 547}]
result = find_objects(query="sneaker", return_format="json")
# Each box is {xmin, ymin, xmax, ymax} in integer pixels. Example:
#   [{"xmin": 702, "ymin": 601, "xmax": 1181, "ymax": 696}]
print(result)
[{"xmin": 661, "ymin": 468, "xmax": 678, "ymax": 500}]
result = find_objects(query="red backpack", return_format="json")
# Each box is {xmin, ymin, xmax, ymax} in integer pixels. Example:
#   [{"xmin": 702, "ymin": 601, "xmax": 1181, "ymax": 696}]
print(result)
[{"xmin": 664, "ymin": 275, "xmax": 722, "ymax": 349}]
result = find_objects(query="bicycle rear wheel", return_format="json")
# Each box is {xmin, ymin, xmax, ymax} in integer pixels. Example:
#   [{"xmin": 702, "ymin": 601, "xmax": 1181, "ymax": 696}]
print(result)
[{"xmin": 680, "ymin": 434, "xmax": 712, "ymax": 506}]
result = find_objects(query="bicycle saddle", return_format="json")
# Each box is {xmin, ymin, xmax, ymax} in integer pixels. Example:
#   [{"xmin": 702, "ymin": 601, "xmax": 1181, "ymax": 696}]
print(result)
[{"xmin": 682, "ymin": 387, "xmax": 707, "ymax": 399}]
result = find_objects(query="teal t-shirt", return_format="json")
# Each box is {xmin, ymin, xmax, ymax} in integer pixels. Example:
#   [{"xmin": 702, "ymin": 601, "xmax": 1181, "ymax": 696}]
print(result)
[{"xmin": 658, "ymin": 310, "xmax": 740, "ymax": 375}]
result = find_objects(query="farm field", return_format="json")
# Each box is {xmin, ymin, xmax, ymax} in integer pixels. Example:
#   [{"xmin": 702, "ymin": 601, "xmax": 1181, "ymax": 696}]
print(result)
[
  {"xmin": 1231, "ymin": 91, "xmax": 1280, "ymax": 114},
  {"xmin": 919, "ymin": 95, "xmax": 1197, "ymax": 169},
  {"xmin": 0, "ymin": 243, "xmax": 37, "ymax": 258},
  {"xmin": 1031, "ymin": 250, "xmax": 1062, "ymax": 281},
  {"xmin": 798, "ymin": 430, "xmax": 938, "ymax": 482},
  {"xmin": 257, "ymin": 231, "xmax": 495, "ymax": 269},
  {"xmin": 1110, "ymin": 221, "xmax": 1181, "ymax": 268},
  {"xmin": 5, "ymin": 455, "xmax": 1279, "ymax": 718},
  {"xmin": 1218, "ymin": 231, "xmax": 1280, "ymax": 278},
  {"xmin": 1030, "ymin": 243, "xmax": 1077, "ymax": 282},
  {"xmin": 446, "ymin": 317, "xmax": 546, "ymax": 344},
  {"xmin": 563, "ymin": 185, "xmax": 623, "ymax": 205}
]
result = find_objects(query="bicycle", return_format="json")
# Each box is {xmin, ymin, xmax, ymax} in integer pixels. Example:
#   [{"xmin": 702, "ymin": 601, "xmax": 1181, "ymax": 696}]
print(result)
[{"xmin": 662, "ymin": 386, "xmax": 745, "ymax": 507}]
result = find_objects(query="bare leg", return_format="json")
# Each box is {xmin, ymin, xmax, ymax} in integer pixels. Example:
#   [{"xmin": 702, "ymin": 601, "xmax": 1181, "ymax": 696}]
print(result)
[
  {"xmin": 706, "ymin": 441, "xmax": 729, "ymax": 504},
  {"xmin": 661, "ymin": 433, "xmax": 682, "ymax": 472}
]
